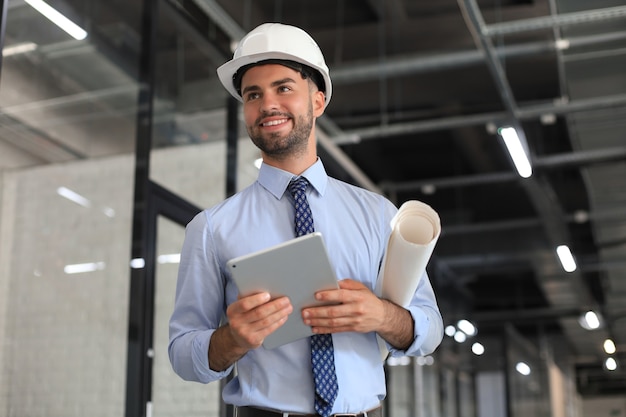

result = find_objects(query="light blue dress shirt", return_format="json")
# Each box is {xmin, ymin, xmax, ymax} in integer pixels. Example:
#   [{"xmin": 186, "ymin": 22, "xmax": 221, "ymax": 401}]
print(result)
[{"xmin": 168, "ymin": 159, "xmax": 443, "ymax": 414}]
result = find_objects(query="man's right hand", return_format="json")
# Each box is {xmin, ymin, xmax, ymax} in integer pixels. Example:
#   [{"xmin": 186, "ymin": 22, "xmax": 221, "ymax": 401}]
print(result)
[
  {"xmin": 227, "ymin": 292, "xmax": 293, "ymax": 349},
  {"xmin": 208, "ymin": 293, "xmax": 292, "ymax": 371}
]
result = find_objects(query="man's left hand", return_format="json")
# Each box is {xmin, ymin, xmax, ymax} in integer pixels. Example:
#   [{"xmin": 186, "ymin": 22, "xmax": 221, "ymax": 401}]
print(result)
[
  {"xmin": 301, "ymin": 279, "xmax": 415, "ymax": 350},
  {"xmin": 301, "ymin": 279, "xmax": 384, "ymax": 334}
]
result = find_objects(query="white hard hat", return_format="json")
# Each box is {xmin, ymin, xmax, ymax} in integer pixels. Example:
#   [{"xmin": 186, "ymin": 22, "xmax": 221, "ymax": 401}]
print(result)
[{"xmin": 217, "ymin": 23, "xmax": 332, "ymax": 108}]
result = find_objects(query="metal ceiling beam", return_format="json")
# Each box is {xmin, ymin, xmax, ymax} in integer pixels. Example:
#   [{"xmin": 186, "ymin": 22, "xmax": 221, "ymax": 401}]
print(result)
[
  {"xmin": 382, "ymin": 146, "xmax": 626, "ymax": 192},
  {"xmin": 331, "ymin": 89, "xmax": 626, "ymax": 146},
  {"xmin": 456, "ymin": 0, "xmax": 601, "ymax": 361},
  {"xmin": 330, "ymin": 31, "xmax": 626, "ymax": 84},
  {"xmin": 484, "ymin": 5, "xmax": 626, "ymax": 36},
  {"xmin": 316, "ymin": 129, "xmax": 382, "ymax": 194},
  {"xmin": 191, "ymin": 0, "xmax": 246, "ymax": 41}
]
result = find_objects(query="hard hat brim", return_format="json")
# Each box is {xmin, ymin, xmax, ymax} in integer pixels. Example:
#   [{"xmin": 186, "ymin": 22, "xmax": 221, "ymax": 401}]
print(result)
[{"xmin": 217, "ymin": 51, "xmax": 332, "ymax": 108}]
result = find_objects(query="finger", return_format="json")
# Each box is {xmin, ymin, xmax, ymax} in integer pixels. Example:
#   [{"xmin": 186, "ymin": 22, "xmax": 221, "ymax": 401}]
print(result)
[
  {"xmin": 337, "ymin": 279, "xmax": 367, "ymax": 290},
  {"xmin": 302, "ymin": 303, "xmax": 358, "ymax": 332},
  {"xmin": 248, "ymin": 297, "xmax": 293, "ymax": 328},
  {"xmin": 230, "ymin": 292, "xmax": 271, "ymax": 314},
  {"xmin": 315, "ymin": 279, "xmax": 371, "ymax": 303},
  {"xmin": 229, "ymin": 298, "xmax": 293, "ymax": 348}
]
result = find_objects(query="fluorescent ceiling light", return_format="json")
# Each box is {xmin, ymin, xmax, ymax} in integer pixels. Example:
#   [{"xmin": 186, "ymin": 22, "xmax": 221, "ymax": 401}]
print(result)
[
  {"xmin": 157, "ymin": 253, "xmax": 181, "ymax": 264},
  {"xmin": 579, "ymin": 310, "xmax": 601, "ymax": 330},
  {"xmin": 472, "ymin": 342, "xmax": 485, "ymax": 356},
  {"xmin": 498, "ymin": 126, "xmax": 533, "ymax": 178},
  {"xmin": 457, "ymin": 319, "xmax": 477, "ymax": 336},
  {"xmin": 605, "ymin": 357, "xmax": 617, "ymax": 371},
  {"xmin": 2, "ymin": 42, "xmax": 38, "ymax": 57},
  {"xmin": 556, "ymin": 245, "xmax": 577, "ymax": 272},
  {"xmin": 604, "ymin": 339, "xmax": 616, "ymax": 355},
  {"xmin": 416, "ymin": 356, "xmax": 435, "ymax": 366},
  {"xmin": 130, "ymin": 258, "xmax": 145, "ymax": 269},
  {"xmin": 453, "ymin": 331, "xmax": 467, "ymax": 343},
  {"xmin": 516, "ymin": 362, "xmax": 531, "ymax": 376},
  {"xmin": 24, "ymin": 0, "xmax": 88, "ymax": 40},
  {"xmin": 64, "ymin": 261, "xmax": 105, "ymax": 274},
  {"xmin": 57, "ymin": 186, "xmax": 91, "ymax": 208}
]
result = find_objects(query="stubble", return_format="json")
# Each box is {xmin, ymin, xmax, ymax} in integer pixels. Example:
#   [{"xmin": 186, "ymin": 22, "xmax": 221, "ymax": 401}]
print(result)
[{"xmin": 248, "ymin": 100, "xmax": 314, "ymax": 160}]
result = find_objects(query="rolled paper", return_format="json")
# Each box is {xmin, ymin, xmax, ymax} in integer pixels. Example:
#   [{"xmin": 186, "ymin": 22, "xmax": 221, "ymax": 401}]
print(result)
[
  {"xmin": 376, "ymin": 200, "xmax": 441, "ymax": 307},
  {"xmin": 376, "ymin": 200, "xmax": 441, "ymax": 359}
]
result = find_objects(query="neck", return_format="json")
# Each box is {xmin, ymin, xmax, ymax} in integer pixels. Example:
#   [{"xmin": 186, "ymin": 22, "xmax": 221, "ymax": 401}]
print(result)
[{"xmin": 263, "ymin": 153, "xmax": 318, "ymax": 176}]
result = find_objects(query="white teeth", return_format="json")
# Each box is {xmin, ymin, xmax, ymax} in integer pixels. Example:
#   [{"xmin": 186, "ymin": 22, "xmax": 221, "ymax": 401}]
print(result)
[{"xmin": 262, "ymin": 119, "xmax": 287, "ymax": 127}]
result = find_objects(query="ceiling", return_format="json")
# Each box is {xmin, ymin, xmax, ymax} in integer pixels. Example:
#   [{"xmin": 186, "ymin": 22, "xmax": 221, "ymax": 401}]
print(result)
[{"xmin": 2, "ymin": 0, "xmax": 626, "ymax": 397}]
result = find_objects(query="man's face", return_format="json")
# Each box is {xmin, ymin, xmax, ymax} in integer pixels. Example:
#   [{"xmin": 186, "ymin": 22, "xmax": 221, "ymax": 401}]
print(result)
[{"xmin": 240, "ymin": 64, "xmax": 324, "ymax": 159}]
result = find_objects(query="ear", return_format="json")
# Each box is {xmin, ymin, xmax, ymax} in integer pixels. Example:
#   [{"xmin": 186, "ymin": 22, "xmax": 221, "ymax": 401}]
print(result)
[{"xmin": 312, "ymin": 90, "xmax": 325, "ymax": 117}]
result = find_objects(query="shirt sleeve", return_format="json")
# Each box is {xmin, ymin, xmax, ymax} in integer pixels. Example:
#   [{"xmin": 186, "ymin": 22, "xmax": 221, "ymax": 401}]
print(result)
[
  {"xmin": 386, "ymin": 270, "xmax": 444, "ymax": 357},
  {"xmin": 378, "ymin": 198, "xmax": 444, "ymax": 358},
  {"xmin": 168, "ymin": 211, "xmax": 233, "ymax": 383}
]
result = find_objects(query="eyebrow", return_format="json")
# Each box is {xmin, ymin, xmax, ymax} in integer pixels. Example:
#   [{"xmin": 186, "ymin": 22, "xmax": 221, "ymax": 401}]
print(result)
[{"xmin": 241, "ymin": 77, "xmax": 297, "ymax": 96}]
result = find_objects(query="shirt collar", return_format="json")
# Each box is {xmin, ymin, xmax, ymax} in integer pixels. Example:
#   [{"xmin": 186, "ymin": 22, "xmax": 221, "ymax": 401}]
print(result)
[{"xmin": 257, "ymin": 158, "xmax": 328, "ymax": 199}]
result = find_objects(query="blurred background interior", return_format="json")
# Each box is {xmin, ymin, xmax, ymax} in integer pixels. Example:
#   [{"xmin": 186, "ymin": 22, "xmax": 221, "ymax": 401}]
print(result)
[{"xmin": 0, "ymin": 0, "xmax": 625, "ymax": 416}]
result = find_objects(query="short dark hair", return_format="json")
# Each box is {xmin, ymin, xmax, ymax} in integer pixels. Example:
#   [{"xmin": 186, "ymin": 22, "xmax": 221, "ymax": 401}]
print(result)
[{"xmin": 232, "ymin": 59, "xmax": 325, "ymax": 96}]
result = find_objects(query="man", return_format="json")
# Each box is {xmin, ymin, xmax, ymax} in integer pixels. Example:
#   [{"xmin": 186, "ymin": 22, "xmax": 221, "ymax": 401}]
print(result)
[{"xmin": 168, "ymin": 22, "xmax": 443, "ymax": 417}]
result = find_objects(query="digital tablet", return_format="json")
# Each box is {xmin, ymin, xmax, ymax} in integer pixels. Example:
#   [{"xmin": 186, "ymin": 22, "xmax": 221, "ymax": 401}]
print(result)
[{"xmin": 226, "ymin": 232, "xmax": 339, "ymax": 349}]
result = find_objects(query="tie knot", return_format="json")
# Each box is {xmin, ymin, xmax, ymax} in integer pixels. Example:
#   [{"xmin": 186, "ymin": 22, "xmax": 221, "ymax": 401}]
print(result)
[{"xmin": 288, "ymin": 177, "xmax": 309, "ymax": 196}]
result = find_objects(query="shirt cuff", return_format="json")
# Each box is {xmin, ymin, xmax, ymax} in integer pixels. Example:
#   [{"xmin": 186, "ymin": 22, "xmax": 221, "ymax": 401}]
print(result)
[
  {"xmin": 192, "ymin": 329, "xmax": 234, "ymax": 382},
  {"xmin": 387, "ymin": 306, "xmax": 430, "ymax": 357}
]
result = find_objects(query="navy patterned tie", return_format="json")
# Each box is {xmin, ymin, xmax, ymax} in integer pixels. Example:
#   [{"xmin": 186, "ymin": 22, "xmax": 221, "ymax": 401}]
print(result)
[{"xmin": 288, "ymin": 177, "xmax": 338, "ymax": 417}]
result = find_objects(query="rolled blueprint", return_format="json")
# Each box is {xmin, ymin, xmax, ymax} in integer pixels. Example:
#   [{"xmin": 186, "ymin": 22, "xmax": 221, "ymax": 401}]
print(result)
[{"xmin": 376, "ymin": 200, "xmax": 441, "ymax": 307}]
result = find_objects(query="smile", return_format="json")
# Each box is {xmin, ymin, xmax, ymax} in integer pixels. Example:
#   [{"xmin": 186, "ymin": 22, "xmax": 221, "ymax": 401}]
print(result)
[{"xmin": 261, "ymin": 118, "xmax": 289, "ymax": 127}]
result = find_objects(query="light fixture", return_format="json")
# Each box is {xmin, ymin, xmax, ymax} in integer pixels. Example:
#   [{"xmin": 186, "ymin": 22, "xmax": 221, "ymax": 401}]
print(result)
[
  {"xmin": 416, "ymin": 356, "xmax": 435, "ymax": 366},
  {"xmin": 130, "ymin": 258, "xmax": 145, "ymax": 269},
  {"xmin": 64, "ymin": 261, "xmax": 105, "ymax": 274},
  {"xmin": 24, "ymin": 0, "xmax": 88, "ymax": 40},
  {"xmin": 556, "ymin": 245, "xmax": 577, "ymax": 272},
  {"xmin": 603, "ymin": 339, "xmax": 616, "ymax": 355},
  {"xmin": 472, "ymin": 342, "xmax": 485, "ymax": 355},
  {"xmin": 445, "ymin": 325, "xmax": 456, "ymax": 337},
  {"xmin": 515, "ymin": 361, "xmax": 531, "ymax": 376},
  {"xmin": 157, "ymin": 253, "xmax": 181, "ymax": 264},
  {"xmin": 454, "ymin": 331, "xmax": 467, "ymax": 343},
  {"xmin": 57, "ymin": 186, "xmax": 91, "ymax": 208},
  {"xmin": 420, "ymin": 184, "xmax": 436, "ymax": 195},
  {"xmin": 457, "ymin": 319, "xmax": 477, "ymax": 336},
  {"xmin": 2, "ymin": 42, "xmax": 38, "ymax": 57},
  {"xmin": 605, "ymin": 357, "xmax": 617, "ymax": 371},
  {"xmin": 579, "ymin": 310, "xmax": 601, "ymax": 330},
  {"xmin": 498, "ymin": 126, "xmax": 532, "ymax": 178}
]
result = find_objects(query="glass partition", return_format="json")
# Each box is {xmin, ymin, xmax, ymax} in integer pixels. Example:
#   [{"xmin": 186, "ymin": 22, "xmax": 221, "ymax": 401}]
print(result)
[
  {"xmin": 148, "ymin": 0, "xmax": 246, "ymax": 207},
  {"xmin": 0, "ymin": 155, "xmax": 134, "ymax": 416},
  {"xmin": 506, "ymin": 326, "xmax": 551, "ymax": 417},
  {"xmin": 0, "ymin": 0, "xmax": 140, "ymax": 164},
  {"xmin": 152, "ymin": 216, "xmax": 220, "ymax": 417},
  {"xmin": 0, "ymin": 1, "xmax": 145, "ymax": 414}
]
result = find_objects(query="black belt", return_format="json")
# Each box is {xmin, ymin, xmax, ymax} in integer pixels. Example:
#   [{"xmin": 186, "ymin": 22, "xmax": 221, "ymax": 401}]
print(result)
[{"xmin": 236, "ymin": 405, "xmax": 382, "ymax": 417}]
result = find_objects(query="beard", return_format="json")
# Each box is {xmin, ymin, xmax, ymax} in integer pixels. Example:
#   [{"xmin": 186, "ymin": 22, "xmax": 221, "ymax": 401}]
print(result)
[{"xmin": 247, "ymin": 101, "xmax": 314, "ymax": 160}]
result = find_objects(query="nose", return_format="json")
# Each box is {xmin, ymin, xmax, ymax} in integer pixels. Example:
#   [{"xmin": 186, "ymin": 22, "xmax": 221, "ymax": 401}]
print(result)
[{"xmin": 259, "ymin": 91, "xmax": 279, "ymax": 112}]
